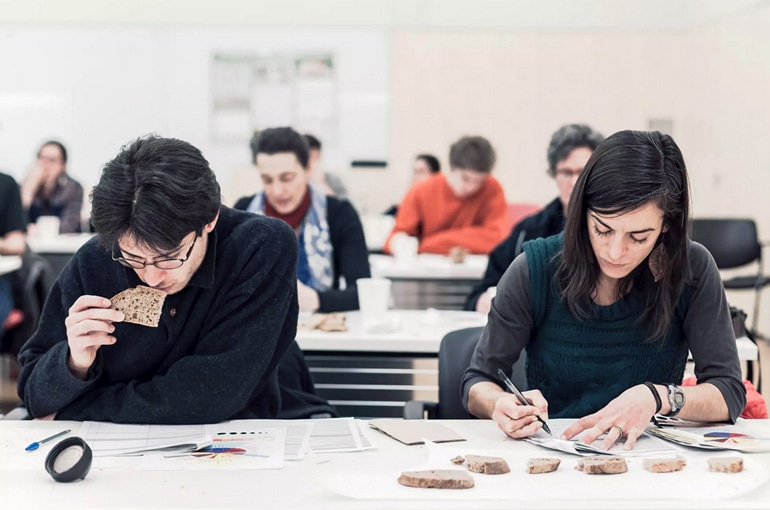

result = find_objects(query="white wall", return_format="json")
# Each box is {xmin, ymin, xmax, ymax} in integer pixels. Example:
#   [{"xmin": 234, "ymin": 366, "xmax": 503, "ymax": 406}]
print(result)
[{"xmin": 0, "ymin": 26, "xmax": 389, "ymax": 206}]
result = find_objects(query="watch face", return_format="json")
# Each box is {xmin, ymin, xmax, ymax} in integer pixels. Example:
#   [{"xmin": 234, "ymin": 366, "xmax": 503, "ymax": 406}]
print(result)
[{"xmin": 673, "ymin": 388, "xmax": 685, "ymax": 407}]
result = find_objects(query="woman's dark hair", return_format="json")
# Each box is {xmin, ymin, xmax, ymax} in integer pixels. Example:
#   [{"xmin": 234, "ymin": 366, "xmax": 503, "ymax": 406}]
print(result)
[
  {"xmin": 91, "ymin": 134, "xmax": 221, "ymax": 253},
  {"xmin": 416, "ymin": 154, "xmax": 441, "ymax": 173},
  {"xmin": 38, "ymin": 140, "xmax": 68, "ymax": 164},
  {"xmin": 554, "ymin": 130, "xmax": 692, "ymax": 342}
]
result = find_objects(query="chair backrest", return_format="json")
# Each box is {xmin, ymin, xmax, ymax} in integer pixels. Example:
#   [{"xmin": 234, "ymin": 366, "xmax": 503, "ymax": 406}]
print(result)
[
  {"xmin": 691, "ymin": 219, "xmax": 762, "ymax": 269},
  {"xmin": 437, "ymin": 326, "xmax": 527, "ymax": 419},
  {"xmin": 506, "ymin": 203, "xmax": 541, "ymax": 231},
  {"xmin": 5, "ymin": 249, "xmax": 57, "ymax": 355}
]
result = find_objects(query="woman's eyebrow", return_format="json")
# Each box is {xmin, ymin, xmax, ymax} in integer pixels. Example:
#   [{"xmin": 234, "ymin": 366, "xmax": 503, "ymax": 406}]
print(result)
[{"xmin": 591, "ymin": 214, "xmax": 656, "ymax": 235}]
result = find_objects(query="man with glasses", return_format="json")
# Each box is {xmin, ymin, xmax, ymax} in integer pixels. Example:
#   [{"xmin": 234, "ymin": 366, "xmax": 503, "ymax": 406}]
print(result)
[
  {"xmin": 465, "ymin": 124, "xmax": 604, "ymax": 313},
  {"xmin": 18, "ymin": 135, "xmax": 299, "ymax": 424}
]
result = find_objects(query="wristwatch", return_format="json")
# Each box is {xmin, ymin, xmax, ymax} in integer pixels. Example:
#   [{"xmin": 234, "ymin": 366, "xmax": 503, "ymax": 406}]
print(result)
[{"xmin": 666, "ymin": 384, "xmax": 685, "ymax": 417}]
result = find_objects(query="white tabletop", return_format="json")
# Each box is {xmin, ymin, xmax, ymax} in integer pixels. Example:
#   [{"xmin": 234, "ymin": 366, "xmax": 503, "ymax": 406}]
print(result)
[
  {"xmin": 296, "ymin": 310, "xmax": 758, "ymax": 361},
  {"xmin": 0, "ymin": 255, "xmax": 22, "ymax": 276},
  {"xmin": 296, "ymin": 310, "xmax": 487, "ymax": 353},
  {"xmin": 27, "ymin": 233, "xmax": 95, "ymax": 254},
  {"xmin": 370, "ymin": 253, "xmax": 488, "ymax": 280},
  {"xmin": 1, "ymin": 418, "xmax": 769, "ymax": 509}
]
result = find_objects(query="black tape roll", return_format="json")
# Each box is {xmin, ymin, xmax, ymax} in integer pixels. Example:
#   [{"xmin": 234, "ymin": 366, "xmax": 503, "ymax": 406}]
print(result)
[{"xmin": 44, "ymin": 436, "xmax": 93, "ymax": 483}]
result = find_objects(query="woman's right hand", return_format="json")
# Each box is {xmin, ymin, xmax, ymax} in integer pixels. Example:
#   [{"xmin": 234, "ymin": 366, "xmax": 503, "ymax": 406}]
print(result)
[
  {"xmin": 65, "ymin": 295, "xmax": 124, "ymax": 379},
  {"xmin": 491, "ymin": 389, "xmax": 549, "ymax": 438}
]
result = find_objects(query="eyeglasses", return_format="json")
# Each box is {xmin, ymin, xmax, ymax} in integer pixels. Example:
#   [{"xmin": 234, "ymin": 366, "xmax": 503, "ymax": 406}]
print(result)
[
  {"xmin": 554, "ymin": 168, "xmax": 583, "ymax": 180},
  {"xmin": 112, "ymin": 235, "xmax": 198, "ymax": 270}
]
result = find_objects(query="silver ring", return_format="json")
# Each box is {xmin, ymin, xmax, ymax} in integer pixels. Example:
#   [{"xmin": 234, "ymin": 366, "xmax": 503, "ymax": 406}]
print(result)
[{"xmin": 611, "ymin": 425, "xmax": 625, "ymax": 439}]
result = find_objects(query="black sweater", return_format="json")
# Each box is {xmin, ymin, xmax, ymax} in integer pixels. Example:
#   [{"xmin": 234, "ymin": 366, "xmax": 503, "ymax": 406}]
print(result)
[
  {"xmin": 234, "ymin": 194, "xmax": 370, "ymax": 312},
  {"xmin": 17, "ymin": 207, "xmax": 299, "ymax": 424},
  {"xmin": 464, "ymin": 198, "xmax": 565, "ymax": 311}
]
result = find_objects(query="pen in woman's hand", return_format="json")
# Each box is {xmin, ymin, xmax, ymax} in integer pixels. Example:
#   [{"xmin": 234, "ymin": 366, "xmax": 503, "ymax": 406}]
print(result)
[{"xmin": 496, "ymin": 368, "xmax": 552, "ymax": 435}]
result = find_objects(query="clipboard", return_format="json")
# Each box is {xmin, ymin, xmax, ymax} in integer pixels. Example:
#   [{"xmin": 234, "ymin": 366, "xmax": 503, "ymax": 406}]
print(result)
[{"xmin": 368, "ymin": 419, "xmax": 466, "ymax": 446}]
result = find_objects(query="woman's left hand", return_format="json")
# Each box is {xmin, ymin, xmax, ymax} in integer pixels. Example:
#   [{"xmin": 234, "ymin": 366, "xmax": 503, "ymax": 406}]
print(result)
[{"xmin": 561, "ymin": 384, "xmax": 658, "ymax": 450}]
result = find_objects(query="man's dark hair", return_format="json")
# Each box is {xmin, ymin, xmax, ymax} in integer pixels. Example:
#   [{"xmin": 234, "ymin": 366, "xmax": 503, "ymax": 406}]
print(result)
[
  {"xmin": 252, "ymin": 127, "xmax": 309, "ymax": 169},
  {"xmin": 448, "ymin": 136, "xmax": 496, "ymax": 174},
  {"xmin": 91, "ymin": 135, "xmax": 221, "ymax": 253},
  {"xmin": 546, "ymin": 124, "xmax": 604, "ymax": 176},
  {"xmin": 304, "ymin": 133, "xmax": 321, "ymax": 152},
  {"xmin": 416, "ymin": 154, "xmax": 441, "ymax": 174},
  {"xmin": 38, "ymin": 140, "xmax": 68, "ymax": 164}
]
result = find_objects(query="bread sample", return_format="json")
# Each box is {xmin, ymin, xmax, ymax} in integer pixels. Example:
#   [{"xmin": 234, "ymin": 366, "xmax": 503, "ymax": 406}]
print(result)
[
  {"xmin": 575, "ymin": 456, "xmax": 628, "ymax": 475},
  {"xmin": 464, "ymin": 454, "xmax": 511, "ymax": 475},
  {"xmin": 643, "ymin": 456, "xmax": 687, "ymax": 473},
  {"xmin": 527, "ymin": 458, "xmax": 561, "ymax": 474},
  {"xmin": 110, "ymin": 286, "xmax": 167, "ymax": 327},
  {"xmin": 448, "ymin": 246, "xmax": 469, "ymax": 264},
  {"xmin": 707, "ymin": 457, "xmax": 744, "ymax": 473},
  {"xmin": 450, "ymin": 455, "xmax": 466, "ymax": 465},
  {"xmin": 398, "ymin": 469, "xmax": 474, "ymax": 489},
  {"xmin": 299, "ymin": 313, "xmax": 348, "ymax": 332}
]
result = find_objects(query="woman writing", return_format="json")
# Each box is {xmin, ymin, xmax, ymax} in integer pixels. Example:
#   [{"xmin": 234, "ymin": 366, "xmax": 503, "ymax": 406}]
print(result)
[{"xmin": 462, "ymin": 130, "xmax": 746, "ymax": 450}]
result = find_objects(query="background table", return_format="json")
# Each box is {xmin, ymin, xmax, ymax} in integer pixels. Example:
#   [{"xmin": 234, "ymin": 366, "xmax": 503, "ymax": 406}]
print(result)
[
  {"xmin": 0, "ymin": 255, "xmax": 22, "ymax": 276},
  {"xmin": 27, "ymin": 233, "xmax": 94, "ymax": 275},
  {"xmin": 2, "ymin": 418, "xmax": 769, "ymax": 509},
  {"xmin": 369, "ymin": 254, "xmax": 488, "ymax": 310}
]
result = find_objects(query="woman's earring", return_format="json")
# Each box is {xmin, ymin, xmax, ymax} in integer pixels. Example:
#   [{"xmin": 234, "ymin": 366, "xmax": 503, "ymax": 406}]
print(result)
[{"xmin": 649, "ymin": 243, "xmax": 667, "ymax": 283}]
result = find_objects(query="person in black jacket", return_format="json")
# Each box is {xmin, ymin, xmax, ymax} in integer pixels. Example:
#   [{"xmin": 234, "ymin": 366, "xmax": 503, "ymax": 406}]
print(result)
[
  {"xmin": 17, "ymin": 135, "xmax": 298, "ymax": 423},
  {"xmin": 465, "ymin": 124, "xmax": 604, "ymax": 312},
  {"xmin": 236, "ymin": 127, "xmax": 370, "ymax": 313},
  {"xmin": 236, "ymin": 127, "xmax": 371, "ymax": 418}
]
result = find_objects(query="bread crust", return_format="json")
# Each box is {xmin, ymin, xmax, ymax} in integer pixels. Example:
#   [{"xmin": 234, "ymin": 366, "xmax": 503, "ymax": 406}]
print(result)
[
  {"xmin": 643, "ymin": 456, "xmax": 687, "ymax": 473},
  {"xmin": 527, "ymin": 458, "xmax": 561, "ymax": 474},
  {"xmin": 398, "ymin": 469, "xmax": 475, "ymax": 489},
  {"xmin": 464, "ymin": 454, "xmax": 511, "ymax": 474},
  {"xmin": 576, "ymin": 456, "xmax": 628, "ymax": 474},
  {"xmin": 707, "ymin": 457, "xmax": 744, "ymax": 473},
  {"xmin": 110, "ymin": 285, "xmax": 167, "ymax": 327}
]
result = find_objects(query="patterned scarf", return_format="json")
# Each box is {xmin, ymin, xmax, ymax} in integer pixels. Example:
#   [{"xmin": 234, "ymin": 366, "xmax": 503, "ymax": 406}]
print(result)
[{"xmin": 246, "ymin": 184, "xmax": 333, "ymax": 291}]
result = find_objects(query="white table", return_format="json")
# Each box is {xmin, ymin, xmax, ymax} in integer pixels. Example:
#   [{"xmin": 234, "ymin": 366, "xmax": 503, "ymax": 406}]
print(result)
[
  {"xmin": 2, "ymin": 418, "xmax": 769, "ymax": 509},
  {"xmin": 27, "ymin": 233, "xmax": 95, "ymax": 275},
  {"xmin": 0, "ymin": 255, "xmax": 22, "ymax": 276},
  {"xmin": 369, "ymin": 254, "xmax": 488, "ymax": 310}
]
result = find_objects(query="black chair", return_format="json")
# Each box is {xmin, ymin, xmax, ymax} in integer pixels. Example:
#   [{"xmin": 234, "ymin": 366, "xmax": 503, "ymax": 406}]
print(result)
[
  {"xmin": 403, "ymin": 326, "xmax": 527, "ymax": 419},
  {"xmin": 691, "ymin": 218, "xmax": 770, "ymax": 339},
  {"xmin": 2, "ymin": 249, "xmax": 56, "ymax": 356}
]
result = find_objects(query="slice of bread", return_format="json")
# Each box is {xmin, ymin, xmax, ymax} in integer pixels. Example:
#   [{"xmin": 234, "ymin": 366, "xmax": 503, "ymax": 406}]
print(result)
[
  {"xmin": 398, "ymin": 469, "xmax": 474, "ymax": 489},
  {"xmin": 643, "ymin": 456, "xmax": 687, "ymax": 473},
  {"xmin": 707, "ymin": 457, "xmax": 744, "ymax": 473},
  {"xmin": 527, "ymin": 458, "xmax": 561, "ymax": 474},
  {"xmin": 110, "ymin": 286, "xmax": 167, "ymax": 327},
  {"xmin": 464, "ymin": 454, "xmax": 511, "ymax": 475},
  {"xmin": 576, "ymin": 456, "xmax": 628, "ymax": 474}
]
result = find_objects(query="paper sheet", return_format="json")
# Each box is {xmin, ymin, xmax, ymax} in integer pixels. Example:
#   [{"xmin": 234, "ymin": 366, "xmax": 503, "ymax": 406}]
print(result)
[
  {"xmin": 524, "ymin": 423, "xmax": 677, "ymax": 457},
  {"xmin": 309, "ymin": 417, "xmax": 374, "ymax": 453}
]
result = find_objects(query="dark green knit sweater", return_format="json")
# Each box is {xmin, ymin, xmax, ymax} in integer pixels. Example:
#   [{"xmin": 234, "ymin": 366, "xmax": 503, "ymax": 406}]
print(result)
[{"xmin": 524, "ymin": 234, "xmax": 689, "ymax": 418}]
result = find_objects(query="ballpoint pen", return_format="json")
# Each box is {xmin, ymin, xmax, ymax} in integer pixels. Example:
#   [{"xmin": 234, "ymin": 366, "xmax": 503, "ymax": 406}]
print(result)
[
  {"xmin": 496, "ymin": 368, "xmax": 552, "ymax": 435},
  {"xmin": 25, "ymin": 429, "xmax": 71, "ymax": 452}
]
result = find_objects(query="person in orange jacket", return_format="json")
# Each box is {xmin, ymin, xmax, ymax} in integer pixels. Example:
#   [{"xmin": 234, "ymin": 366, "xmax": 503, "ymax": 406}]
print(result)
[{"xmin": 384, "ymin": 135, "xmax": 507, "ymax": 255}]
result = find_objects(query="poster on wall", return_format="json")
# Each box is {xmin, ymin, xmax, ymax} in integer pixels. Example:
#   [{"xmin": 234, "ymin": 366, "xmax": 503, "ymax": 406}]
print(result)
[{"xmin": 210, "ymin": 53, "xmax": 337, "ymax": 145}]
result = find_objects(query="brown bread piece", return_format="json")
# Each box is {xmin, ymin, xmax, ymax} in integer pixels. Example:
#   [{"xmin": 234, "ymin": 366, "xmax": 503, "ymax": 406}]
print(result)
[
  {"xmin": 643, "ymin": 456, "xmax": 687, "ymax": 473},
  {"xmin": 707, "ymin": 457, "xmax": 744, "ymax": 473},
  {"xmin": 398, "ymin": 469, "xmax": 475, "ymax": 489},
  {"xmin": 464, "ymin": 454, "xmax": 511, "ymax": 474},
  {"xmin": 575, "ymin": 456, "xmax": 628, "ymax": 474},
  {"xmin": 527, "ymin": 458, "xmax": 561, "ymax": 474},
  {"xmin": 450, "ymin": 455, "xmax": 466, "ymax": 465},
  {"xmin": 110, "ymin": 286, "xmax": 167, "ymax": 327}
]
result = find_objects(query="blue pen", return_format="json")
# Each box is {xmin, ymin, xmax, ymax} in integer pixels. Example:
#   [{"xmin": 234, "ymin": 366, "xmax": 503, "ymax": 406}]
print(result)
[{"xmin": 25, "ymin": 429, "xmax": 71, "ymax": 452}]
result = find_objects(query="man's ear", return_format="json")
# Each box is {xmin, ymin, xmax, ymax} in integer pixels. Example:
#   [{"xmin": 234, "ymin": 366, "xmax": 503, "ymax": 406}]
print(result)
[{"xmin": 204, "ymin": 211, "xmax": 220, "ymax": 233}]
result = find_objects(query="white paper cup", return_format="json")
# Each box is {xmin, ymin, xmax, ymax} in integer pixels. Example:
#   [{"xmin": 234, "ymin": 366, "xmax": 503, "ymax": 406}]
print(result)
[
  {"xmin": 356, "ymin": 277, "xmax": 392, "ymax": 323},
  {"xmin": 391, "ymin": 234, "xmax": 418, "ymax": 265},
  {"xmin": 36, "ymin": 215, "xmax": 60, "ymax": 238}
]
